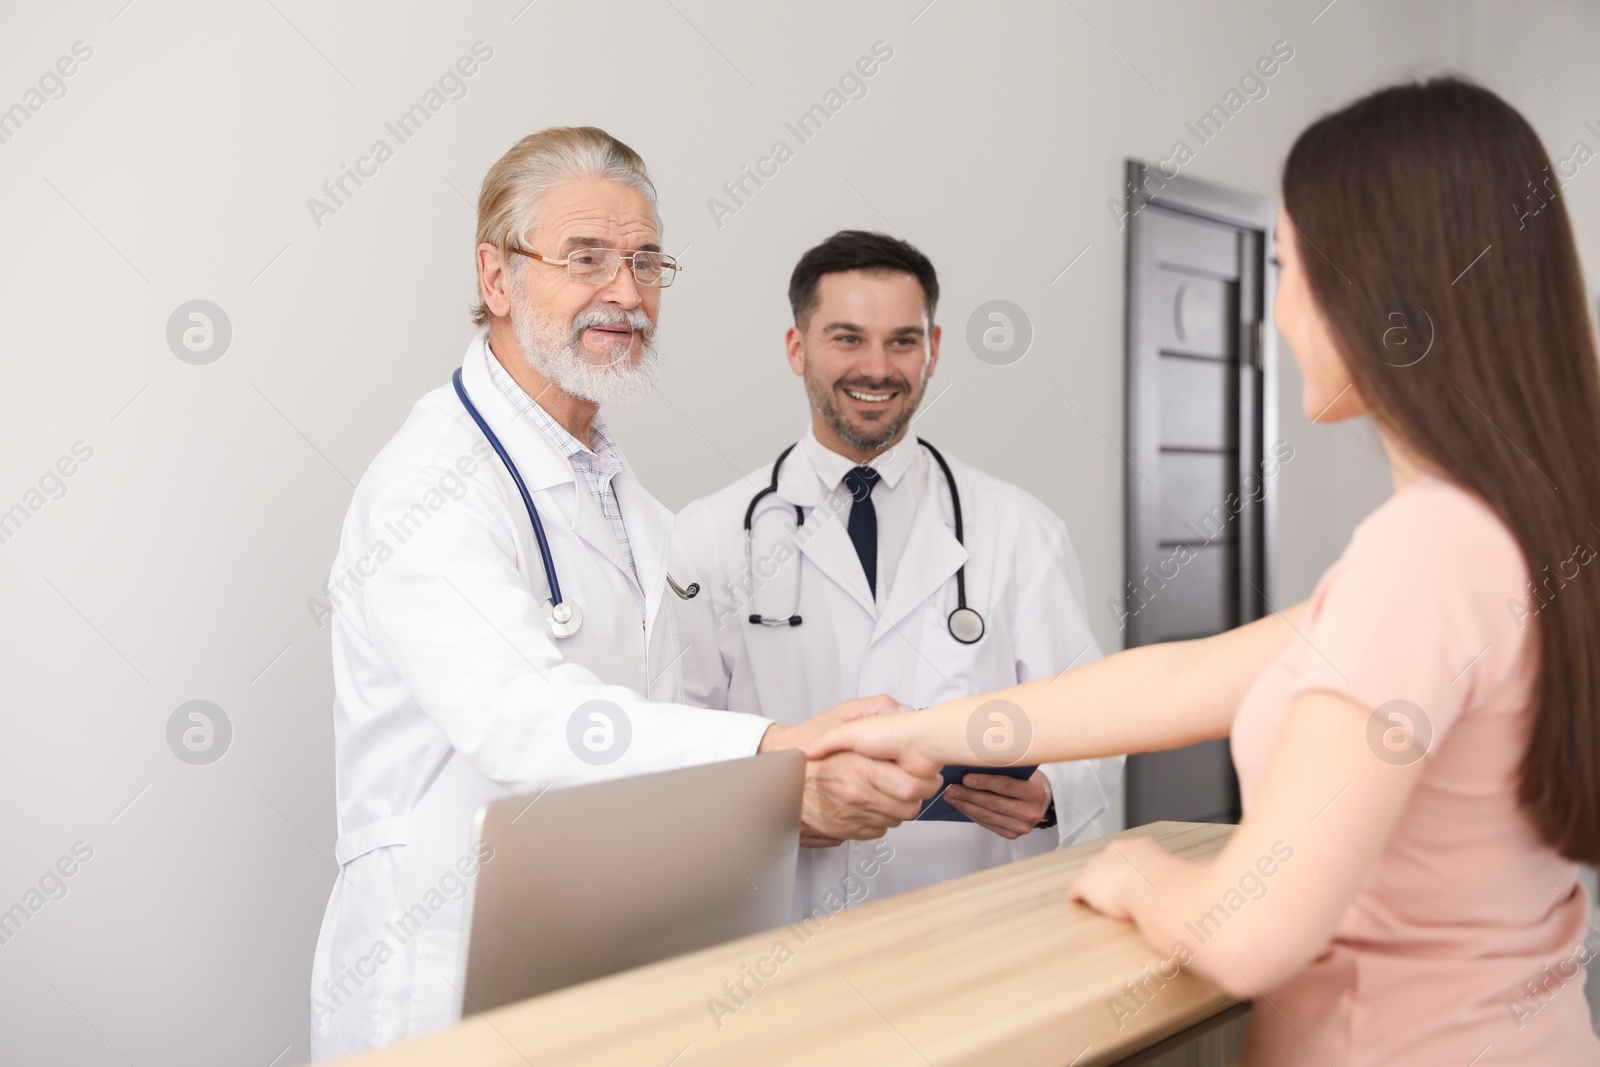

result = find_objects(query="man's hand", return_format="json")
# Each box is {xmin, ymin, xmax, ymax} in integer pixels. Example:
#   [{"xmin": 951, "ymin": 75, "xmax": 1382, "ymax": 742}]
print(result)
[
  {"xmin": 758, "ymin": 696, "xmax": 923, "ymax": 844},
  {"xmin": 943, "ymin": 771, "xmax": 1053, "ymax": 840},
  {"xmin": 801, "ymin": 751, "xmax": 939, "ymax": 840},
  {"xmin": 799, "ymin": 827, "xmax": 843, "ymax": 848}
]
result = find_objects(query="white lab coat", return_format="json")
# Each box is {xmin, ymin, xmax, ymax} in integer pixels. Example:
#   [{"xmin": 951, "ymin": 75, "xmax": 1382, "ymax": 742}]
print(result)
[
  {"xmin": 669, "ymin": 432, "xmax": 1123, "ymax": 919},
  {"xmin": 308, "ymin": 329, "xmax": 771, "ymax": 1060}
]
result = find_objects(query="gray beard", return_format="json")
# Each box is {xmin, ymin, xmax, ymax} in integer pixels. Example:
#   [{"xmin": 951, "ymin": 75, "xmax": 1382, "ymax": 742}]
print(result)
[{"xmin": 509, "ymin": 288, "xmax": 661, "ymax": 407}]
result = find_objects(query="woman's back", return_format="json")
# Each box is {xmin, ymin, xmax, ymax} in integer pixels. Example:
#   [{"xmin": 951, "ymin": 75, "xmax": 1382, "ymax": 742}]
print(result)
[{"xmin": 1232, "ymin": 473, "xmax": 1599, "ymax": 1063}]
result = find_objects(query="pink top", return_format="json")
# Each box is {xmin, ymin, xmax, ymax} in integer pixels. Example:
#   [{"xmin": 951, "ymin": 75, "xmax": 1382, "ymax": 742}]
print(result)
[{"xmin": 1231, "ymin": 473, "xmax": 1599, "ymax": 1065}]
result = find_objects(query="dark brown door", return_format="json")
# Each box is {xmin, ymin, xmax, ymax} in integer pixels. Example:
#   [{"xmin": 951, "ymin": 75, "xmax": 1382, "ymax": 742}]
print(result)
[{"xmin": 1122, "ymin": 161, "xmax": 1273, "ymax": 826}]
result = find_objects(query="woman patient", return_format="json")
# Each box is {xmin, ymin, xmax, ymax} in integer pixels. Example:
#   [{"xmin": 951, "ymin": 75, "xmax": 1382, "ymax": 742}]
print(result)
[{"xmin": 811, "ymin": 77, "xmax": 1600, "ymax": 1065}]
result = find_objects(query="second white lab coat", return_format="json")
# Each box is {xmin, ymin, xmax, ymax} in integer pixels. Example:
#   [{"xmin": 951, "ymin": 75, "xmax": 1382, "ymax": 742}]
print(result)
[
  {"xmin": 307, "ymin": 330, "xmax": 771, "ymax": 1060},
  {"xmin": 669, "ymin": 433, "xmax": 1124, "ymax": 919}
]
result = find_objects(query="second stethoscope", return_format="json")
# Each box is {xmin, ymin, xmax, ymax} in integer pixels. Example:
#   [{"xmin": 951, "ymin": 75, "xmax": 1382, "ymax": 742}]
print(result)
[{"xmin": 743, "ymin": 437, "xmax": 986, "ymax": 644}]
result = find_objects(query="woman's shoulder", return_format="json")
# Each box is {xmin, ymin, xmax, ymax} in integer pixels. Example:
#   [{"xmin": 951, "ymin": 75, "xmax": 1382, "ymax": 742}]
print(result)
[
  {"xmin": 1305, "ymin": 474, "xmax": 1535, "ymax": 647},
  {"xmin": 1297, "ymin": 472, "xmax": 1538, "ymax": 737},
  {"xmin": 1348, "ymin": 473, "xmax": 1528, "ymax": 585}
]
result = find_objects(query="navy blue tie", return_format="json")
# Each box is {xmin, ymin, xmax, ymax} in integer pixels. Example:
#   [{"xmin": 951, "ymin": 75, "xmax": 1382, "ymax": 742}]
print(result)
[{"xmin": 843, "ymin": 466, "xmax": 882, "ymax": 599}]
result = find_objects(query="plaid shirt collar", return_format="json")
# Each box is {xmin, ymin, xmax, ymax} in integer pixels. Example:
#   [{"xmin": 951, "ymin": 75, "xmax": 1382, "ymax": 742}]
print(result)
[{"xmin": 485, "ymin": 351, "xmax": 624, "ymax": 478}]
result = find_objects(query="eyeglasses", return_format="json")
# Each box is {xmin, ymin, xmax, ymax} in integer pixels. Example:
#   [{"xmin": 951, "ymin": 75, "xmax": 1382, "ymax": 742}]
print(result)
[{"xmin": 510, "ymin": 246, "xmax": 682, "ymax": 288}]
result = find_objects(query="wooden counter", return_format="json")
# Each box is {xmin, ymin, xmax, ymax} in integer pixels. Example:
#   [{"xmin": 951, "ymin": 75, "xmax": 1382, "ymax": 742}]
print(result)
[{"xmin": 331, "ymin": 821, "xmax": 1243, "ymax": 1067}]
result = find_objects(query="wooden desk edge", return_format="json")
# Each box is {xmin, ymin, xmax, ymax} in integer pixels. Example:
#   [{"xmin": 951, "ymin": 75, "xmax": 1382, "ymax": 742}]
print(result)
[{"xmin": 326, "ymin": 820, "xmax": 1242, "ymax": 1067}]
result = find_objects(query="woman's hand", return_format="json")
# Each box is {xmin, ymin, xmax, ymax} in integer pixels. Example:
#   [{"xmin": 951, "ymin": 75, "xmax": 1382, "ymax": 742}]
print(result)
[
  {"xmin": 803, "ymin": 707, "xmax": 942, "ymax": 778},
  {"xmin": 1068, "ymin": 836, "xmax": 1169, "ymax": 922},
  {"xmin": 759, "ymin": 694, "xmax": 902, "ymax": 753}
]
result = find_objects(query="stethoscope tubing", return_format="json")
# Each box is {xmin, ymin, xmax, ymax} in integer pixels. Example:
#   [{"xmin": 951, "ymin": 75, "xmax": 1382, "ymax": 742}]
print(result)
[
  {"xmin": 452, "ymin": 368, "xmax": 567, "ymax": 609},
  {"xmin": 745, "ymin": 436, "xmax": 982, "ymax": 641},
  {"xmin": 917, "ymin": 439, "xmax": 973, "ymax": 626}
]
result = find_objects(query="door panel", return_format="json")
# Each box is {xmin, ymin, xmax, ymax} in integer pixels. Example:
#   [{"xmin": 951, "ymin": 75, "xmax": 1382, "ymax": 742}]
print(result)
[
  {"xmin": 1159, "ymin": 452, "xmax": 1235, "ymax": 544},
  {"xmin": 1158, "ymin": 355, "xmax": 1235, "ymax": 450},
  {"xmin": 1123, "ymin": 165, "xmax": 1272, "ymax": 828},
  {"xmin": 1153, "ymin": 543, "xmax": 1232, "ymax": 640},
  {"xmin": 1159, "ymin": 271, "xmax": 1233, "ymax": 358},
  {"xmin": 1125, "ymin": 740, "xmax": 1239, "ymax": 826}
]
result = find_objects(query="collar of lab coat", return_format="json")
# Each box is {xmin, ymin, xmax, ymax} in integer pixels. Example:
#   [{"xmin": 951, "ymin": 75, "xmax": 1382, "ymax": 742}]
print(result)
[
  {"xmin": 795, "ymin": 425, "xmax": 917, "ymax": 495},
  {"xmin": 775, "ymin": 427, "xmax": 969, "ymax": 640},
  {"xmin": 458, "ymin": 329, "xmax": 673, "ymax": 633}
]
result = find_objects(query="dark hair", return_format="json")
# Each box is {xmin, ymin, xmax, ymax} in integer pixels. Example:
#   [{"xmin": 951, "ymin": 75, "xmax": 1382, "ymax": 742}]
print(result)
[
  {"xmin": 1283, "ymin": 77, "xmax": 1600, "ymax": 864},
  {"xmin": 787, "ymin": 230, "xmax": 940, "ymax": 327}
]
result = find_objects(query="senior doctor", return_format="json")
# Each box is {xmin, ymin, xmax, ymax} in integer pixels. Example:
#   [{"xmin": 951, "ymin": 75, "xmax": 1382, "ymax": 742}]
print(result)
[
  {"xmin": 670, "ymin": 231, "xmax": 1124, "ymax": 918},
  {"xmin": 308, "ymin": 130, "xmax": 935, "ymax": 1060}
]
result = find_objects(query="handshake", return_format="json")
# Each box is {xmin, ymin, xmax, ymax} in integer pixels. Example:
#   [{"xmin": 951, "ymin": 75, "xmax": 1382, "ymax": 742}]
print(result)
[{"xmin": 756, "ymin": 696, "xmax": 1051, "ymax": 846}]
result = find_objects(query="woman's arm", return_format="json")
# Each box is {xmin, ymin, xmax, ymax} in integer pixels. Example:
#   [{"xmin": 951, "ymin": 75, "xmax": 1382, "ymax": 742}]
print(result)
[
  {"xmin": 1071, "ymin": 689, "xmax": 1427, "ymax": 996},
  {"xmin": 808, "ymin": 600, "xmax": 1309, "ymax": 773}
]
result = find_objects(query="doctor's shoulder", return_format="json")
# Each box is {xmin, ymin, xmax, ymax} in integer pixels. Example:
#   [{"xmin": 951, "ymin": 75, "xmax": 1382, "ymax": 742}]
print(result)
[
  {"xmin": 342, "ymin": 381, "xmax": 504, "ymax": 538},
  {"xmin": 942, "ymin": 454, "xmax": 1072, "ymax": 553},
  {"xmin": 673, "ymin": 459, "xmax": 781, "ymax": 531}
]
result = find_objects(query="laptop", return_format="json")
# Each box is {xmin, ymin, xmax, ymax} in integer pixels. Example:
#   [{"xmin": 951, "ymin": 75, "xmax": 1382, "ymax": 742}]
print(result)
[{"xmin": 457, "ymin": 749, "xmax": 803, "ymax": 1015}]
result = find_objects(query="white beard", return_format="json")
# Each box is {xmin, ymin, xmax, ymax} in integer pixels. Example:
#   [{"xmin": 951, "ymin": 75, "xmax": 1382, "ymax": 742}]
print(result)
[{"xmin": 509, "ymin": 287, "xmax": 661, "ymax": 407}]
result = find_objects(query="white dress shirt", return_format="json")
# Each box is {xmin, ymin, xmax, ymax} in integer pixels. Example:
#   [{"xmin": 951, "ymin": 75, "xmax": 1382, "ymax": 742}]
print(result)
[{"xmin": 798, "ymin": 427, "xmax": 919, "ymax": 603}]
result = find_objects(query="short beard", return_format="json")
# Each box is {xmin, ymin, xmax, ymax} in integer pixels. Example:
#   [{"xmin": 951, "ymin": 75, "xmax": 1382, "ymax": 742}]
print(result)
[
  {"xmin": 804, "ymin": 365, "xmax": 925, "ymax": 454},
  {"xmin": 508, "ymin": 275, "xmax": 661, "ymax": 407}
]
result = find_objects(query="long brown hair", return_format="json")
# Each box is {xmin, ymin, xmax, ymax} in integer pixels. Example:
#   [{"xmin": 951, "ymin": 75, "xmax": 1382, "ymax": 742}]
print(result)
[{"xmin": 1282, "ymin": 78, "xmax": 1600, "ymax": 864}]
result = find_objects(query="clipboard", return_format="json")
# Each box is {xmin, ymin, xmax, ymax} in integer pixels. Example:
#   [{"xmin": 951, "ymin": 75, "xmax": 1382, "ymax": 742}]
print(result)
[{"xmin": 917, "ymin": 764, "xmax": 1037, "ymax": 822}]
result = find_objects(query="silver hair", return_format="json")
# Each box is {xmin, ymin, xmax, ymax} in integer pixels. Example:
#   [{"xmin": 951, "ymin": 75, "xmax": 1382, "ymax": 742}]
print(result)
[{"xmin": 471, "ymin": 126, "xmax": 659, "ymax": 326}]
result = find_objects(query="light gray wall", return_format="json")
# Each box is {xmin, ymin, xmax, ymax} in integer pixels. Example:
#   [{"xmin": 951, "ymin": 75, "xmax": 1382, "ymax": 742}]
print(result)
[{"xmin": 1, "ymin": 2, "xmax": 1595, "ymax": 1064}]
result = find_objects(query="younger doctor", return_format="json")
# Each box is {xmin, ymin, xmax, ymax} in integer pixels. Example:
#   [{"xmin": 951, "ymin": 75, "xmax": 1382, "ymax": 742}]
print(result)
[
  {"xmin": 309, "ymin": 132, "xmax": 935, "ymax": 1060},
  {"xmin": 670, "ymin": 231, "xmax": 1123, "ymax": 916}
]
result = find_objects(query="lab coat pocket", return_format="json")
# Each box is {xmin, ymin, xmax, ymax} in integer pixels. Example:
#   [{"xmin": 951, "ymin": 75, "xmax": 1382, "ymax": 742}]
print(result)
[
  {"xmin": 403, "ymin": 927, "xmax": 463, "ymax": 1041},
  {"xmin": 647, "ymin": 595, "xmax": 684, "ymax": 701}
]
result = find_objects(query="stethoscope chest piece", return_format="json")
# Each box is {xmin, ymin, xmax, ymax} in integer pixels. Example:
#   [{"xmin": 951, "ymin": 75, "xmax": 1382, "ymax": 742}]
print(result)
[
  {"xmin": 543, "ymin": 598, "xmax": 583, "ymax": 638},
  {"xmin": 948, "ymin": 605, "xmax": 985, "ymax": 645}
]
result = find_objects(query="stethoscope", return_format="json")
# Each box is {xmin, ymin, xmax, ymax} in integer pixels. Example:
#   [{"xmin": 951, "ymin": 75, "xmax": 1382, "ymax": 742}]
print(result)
[
  {"xmin": 454, "ymin": 369, "xmax": 704, "ymax": 639},
  {"xmin": 742, "ymin": 437, "xmax": 986, "ymax": 644},
  {"xmin": 453, "ymin": 370, "xmax": 586, "ymax": 638}
]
